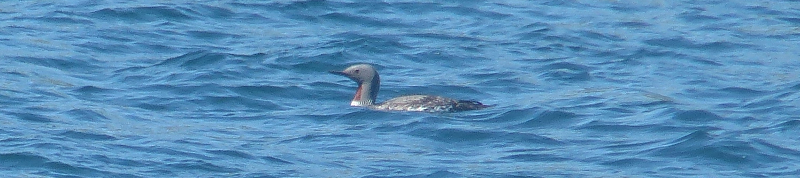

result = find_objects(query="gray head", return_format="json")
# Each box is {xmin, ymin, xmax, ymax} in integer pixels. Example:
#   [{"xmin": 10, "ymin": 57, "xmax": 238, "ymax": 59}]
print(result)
[
  {"xmin": 329, "ymin": 64, "xmax": 379, "ymax": 84},
  {"xmin": 329, "ymin": 64, "xmax": 381, "ymax": 106}
]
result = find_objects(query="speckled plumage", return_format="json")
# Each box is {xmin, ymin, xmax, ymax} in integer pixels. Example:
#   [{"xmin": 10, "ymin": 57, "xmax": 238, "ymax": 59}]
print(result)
[
  {"xmin": 372, "ymin": 95, "xmax": 488, "ymax": 112},
  {"xmin": 330, "ymin": 64, "xmax": 489, "ymax": 112}
]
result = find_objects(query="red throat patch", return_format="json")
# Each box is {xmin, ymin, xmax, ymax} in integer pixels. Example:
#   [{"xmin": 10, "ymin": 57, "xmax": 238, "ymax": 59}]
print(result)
[{"xmin": 353, "ymin": 85, "xmax": 362, "ymax": 101}]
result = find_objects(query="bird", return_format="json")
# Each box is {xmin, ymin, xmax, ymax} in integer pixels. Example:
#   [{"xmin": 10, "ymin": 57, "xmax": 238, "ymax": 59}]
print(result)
[{"xmin": 329, "ymin": 64, "xmax": 490, "ymax": 112}]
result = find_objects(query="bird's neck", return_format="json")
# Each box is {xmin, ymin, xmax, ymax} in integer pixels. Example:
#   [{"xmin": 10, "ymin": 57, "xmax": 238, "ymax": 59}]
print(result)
[{"xmin": 351, "ymin": 75, "xmax": 380, "ymax": 106}]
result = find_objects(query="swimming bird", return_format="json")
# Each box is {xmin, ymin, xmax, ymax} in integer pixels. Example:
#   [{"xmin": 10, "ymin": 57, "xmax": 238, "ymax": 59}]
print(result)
[{"xmin": 329, "ymin": 64, "xmax": 489, "ymax": 112}]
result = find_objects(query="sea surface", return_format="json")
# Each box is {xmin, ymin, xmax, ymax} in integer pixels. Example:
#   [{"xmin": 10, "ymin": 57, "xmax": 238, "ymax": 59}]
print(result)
[{"xmin": 1, "ymin": 0, "xmax": 800, "ymax": 177}]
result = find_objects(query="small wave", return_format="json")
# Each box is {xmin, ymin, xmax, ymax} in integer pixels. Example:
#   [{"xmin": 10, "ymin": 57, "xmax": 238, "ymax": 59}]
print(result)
[
  {"xmin": 58, "ymin": 130, "xmax": 117, "ymax": 141},
  {"xmin": 579, "ymin": 120, "xmax": 666, "ymax": 134},
  {"xmin": 602, "ymin": 158, "xmax": 657, "ymax": 167},
  {"xmin": 508, "ymin": 110, "xmax": 579, "ymax": 129},
  {"xmin": 579, "ymin": 30, "xmax": 625, "ymax": 42},
  {"xmin": 181, "ymin": 4, "xmax": 236, "ymax": 19},
  {"xmin": 361, "ymin": 170, "xmax": 463, "ymax": 178},
  {"xmin": 717, "ymin": 87, "xmax": 766, "ymax": 96},
  {"xmin": 152, "ymin": 51, "xmax": 226, "ymax": 70},
  {"xmin": 260, "ymin": 156, "xmax": 294, "ymax": 165},
  {"xmin": 655, "ymin": 130, "xmax": 713, "ymax": 153},
  {"xmin": 186, "ymin": 30, "xmax": 239, "ymax": 41},
  {"xmin": 10, "ymin": 112, "xmax": 52, "ymax": 123},
  {"xmin": 231, "ymin": 85, "xmax": 312, "ymax": 102},
  {"xmin": 204, "ymin": 149, "xmax": 256, "ymax": 159},
  {"xmin": 61, "ymin": 108, "xmax": 112, "ymax": 122},
  {"xmin": 771, "ymin": 119, "xmax": 800, "ymax": 131},
  {"xmin": 538, "ymin": 62, "xmax": 592, "ymax": 82},
  {"xmin": 279, "ymin": 134, "xmax": 352, "ymax": 144},
  {"xmin": 90, "ymin": 6, "xmax": 192, "ymax": 22},
  {"xmin": 643, "ymin": 36, "xmax": 753, "ymax": 53},
  {"xmin": 490, "ymin": 107, "xmax": 540, "ymax": 123},
  {"xmin": 320, "ymin": 12, "xmax": 411, "ymax": 28},
  {"xmin": 110, "ymin": 144, "xmax": 211, "ymax": 160},
  {"xmin": 499, "ymin": 153, "xmax": 569, "ymax": 162},
  {"xmin": 409, "ymin": 128, "xmax": 495, "ymax": 143},
  {"xmin": 73, "ymin": 85, "xmax": 114, "ymax": 94},
  {"xmin": 515, "ymin": 22, "xmax": 552, "ymax": 40},
  {"xmin": 789, "ymin": 83, "xmax": 800, "ymax": 90},
  {"xmin": 0, "ymin": 152, "xmax": 118, "ymax": 177},
  {"xmin": 672, "ymin": 110, "xmax": 723, "ymax": 122},
  {"xmin": 164, "ymin": 159, "xmax": 242, "ymax": 173},
  {"xmin": 615, "ymin": 21, "xmax": 651, "ymax": 28},
  {"xmin": 33, "ymin": 16, "xmax": 93, "ymax": 24},
  {"xmin": 678, "ymin": 10, "xmax": 721, "ymax": 22},
  {"xmin": 646, "ymin": 130, "xmax": 768, "ymax": 166},
  {"xmin": 751, "ymin": 139, "xmax": 800, "ymax": 159},
  {"xmin": 409, "ymin": 126, "xmax": 562, "ymax": 146},
  {"xmin": 14, "ymin": 56, "xmax": 104, "ymax": 76}
]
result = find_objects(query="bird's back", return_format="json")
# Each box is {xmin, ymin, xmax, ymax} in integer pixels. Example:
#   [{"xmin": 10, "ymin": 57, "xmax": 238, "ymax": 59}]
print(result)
[{"xmin": 373, "ymin": 95, "xmax": 489, "ymax": 112}]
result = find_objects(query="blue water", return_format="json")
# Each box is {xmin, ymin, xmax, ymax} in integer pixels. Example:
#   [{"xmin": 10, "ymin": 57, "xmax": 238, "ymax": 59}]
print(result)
[{"xmin": 2, "ymin": 0, "xmax": 800, "ymax": 177}]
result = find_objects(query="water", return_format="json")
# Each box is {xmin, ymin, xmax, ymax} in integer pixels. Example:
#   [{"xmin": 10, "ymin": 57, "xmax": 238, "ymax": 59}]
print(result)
[{"xmin": 2, "ymin": 0, "xmax": 800, "ymax": 177}]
